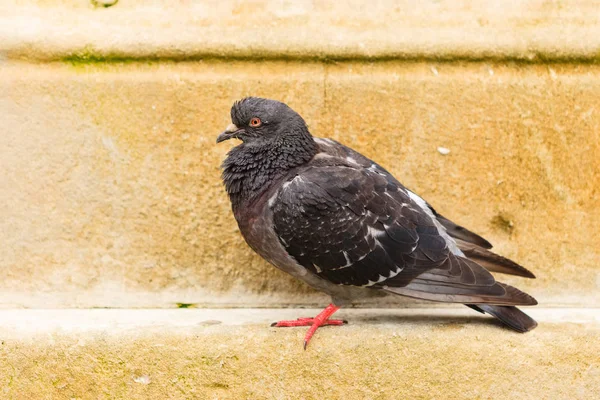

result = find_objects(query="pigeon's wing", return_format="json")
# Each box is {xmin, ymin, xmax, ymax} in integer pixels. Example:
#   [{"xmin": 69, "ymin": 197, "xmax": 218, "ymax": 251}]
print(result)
[
  {"xmin": 273, "ymin": 164, "xmax": 427, "ymax": 287},
  {"xmin": 455, "ymin": 240, "xmax": 536, "ymax": 278},
  {"xmin": 429, "ymin": 211, "xmax": 492, "ymax": 249},
  {"xmin": 317, "ymin": 138, "xmax": 535, "ymax": 280},
  {"xmin": 271, "ymin": 164, "xmax": 535, "ymax": 305},
  {"xmin": 315, "ymin": 138, "xmax": 492, "ymax": 249}
]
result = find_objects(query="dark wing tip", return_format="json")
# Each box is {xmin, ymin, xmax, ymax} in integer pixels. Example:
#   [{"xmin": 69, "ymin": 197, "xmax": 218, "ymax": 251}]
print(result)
[
  {"xmin": 521, "ymin": 269, "xmax": 537, "ymax": 279},
  {"xmin": 450, "ymin": 225, "xmax": 493, "ymax": 249},
  {"xmin": 474, "ymin": 236, "xmax": 493, "ymax": 249},
  {"xmin": 460, "ymin": 244, "xmax": 537, "ymax": 279},
  {"xmin": 498, "ymin": 282, "xmax": 538, "ymax": 306},
  {"xmin": 433, "ymin": 212, "xmax": 493, "ymax": 249}
]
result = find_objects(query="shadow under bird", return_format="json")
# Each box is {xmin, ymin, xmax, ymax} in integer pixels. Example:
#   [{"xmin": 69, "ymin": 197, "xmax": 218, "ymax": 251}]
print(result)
[{"xmin": 217, "ymin": 97, "xmax": 538, "ymax": 349}]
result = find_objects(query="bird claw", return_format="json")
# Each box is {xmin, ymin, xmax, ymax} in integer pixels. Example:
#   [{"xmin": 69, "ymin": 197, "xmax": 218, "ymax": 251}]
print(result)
[
  {"xmin": 270, "ymin": 304, "xmax": 343, "ymax": 349},
  {"xmin": 271, "ymin": 318, "xmax": 346, "ymax": 328}
]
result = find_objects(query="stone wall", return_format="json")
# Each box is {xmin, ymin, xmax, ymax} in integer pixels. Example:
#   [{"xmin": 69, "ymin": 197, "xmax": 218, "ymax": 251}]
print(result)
[{"xmin": 2, "ymin": 1, "xmax": 600, "ymax": 308}]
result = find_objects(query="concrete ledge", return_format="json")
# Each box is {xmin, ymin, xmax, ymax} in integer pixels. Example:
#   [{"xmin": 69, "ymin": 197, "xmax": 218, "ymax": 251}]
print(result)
[
  {"xmin": 2, "ymin": 1, "xmax": 600, "ymax": 62},
  {"xmin": 1, "ymin": 308, "xmax": 599, "ymax": 399}
]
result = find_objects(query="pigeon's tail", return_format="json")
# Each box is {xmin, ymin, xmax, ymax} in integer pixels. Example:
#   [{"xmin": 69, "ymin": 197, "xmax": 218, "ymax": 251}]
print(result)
[{"xmin": 467, "ymin": 304, "xmax": 538, "ymax": 332}]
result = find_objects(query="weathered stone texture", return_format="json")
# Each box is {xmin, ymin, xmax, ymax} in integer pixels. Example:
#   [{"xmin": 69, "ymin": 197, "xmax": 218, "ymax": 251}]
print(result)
[
  {"xmin": 1, "ymin": 62, "xmax": 599, "ymax": 307},
  {"xmin": 1, "ymin": 309, "xmax": 598, "ymax": 400},
  {"xmin": 3, "ymin": 0, "xmax": 600, "ymax": 62}
]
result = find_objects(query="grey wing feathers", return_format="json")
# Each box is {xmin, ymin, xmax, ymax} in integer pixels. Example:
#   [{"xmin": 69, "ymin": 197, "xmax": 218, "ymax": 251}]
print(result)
[
  {"xmin": 381, "ymin": 252, "xmax": 537, "ymax": 306},
  {"xmin": 272, "ymin": 166, "xmax": 420, "ymax": 287},
  {"xmin": 271, "ymin": 161, "xmax": 536, "ymax": 307},
  {"xmin": 457, "ymin": 240, "xmax": 536, "ymax": 278},
  {"xmin": 434, "ymin": 212, "xmax": 536, "ymax": 279},
  {"xmin": 385, "ymin": 280, "xmax": 537, "ymax": 306},
  {"xmin": 423, "ymin": 196, "xmax": 536, "ymax": 279},
  {"xmin": 433, "ymin": 212, "xmax": 492, "ymax": 249},
  {"xmin": 321, "ymin": 138, "xmax": 534, "ymax": 279}
]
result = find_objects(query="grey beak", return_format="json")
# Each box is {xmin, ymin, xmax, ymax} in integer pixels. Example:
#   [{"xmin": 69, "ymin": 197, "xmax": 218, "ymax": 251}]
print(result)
[{"xmin": 216, "ymin": 123, "xmax": 242, "ymax": 143}]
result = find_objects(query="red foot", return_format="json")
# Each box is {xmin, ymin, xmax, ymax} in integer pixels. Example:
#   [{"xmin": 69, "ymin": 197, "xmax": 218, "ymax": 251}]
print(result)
[
  {"xmin": 271, "ymin": 317, "xmax": 346, "ymax": 328},
  {"xmin": 271, "ymin": 304, "xmax": 345, "ymax": 349}
]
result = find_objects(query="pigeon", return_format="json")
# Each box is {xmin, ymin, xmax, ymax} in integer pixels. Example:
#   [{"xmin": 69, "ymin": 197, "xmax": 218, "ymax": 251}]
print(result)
[{"xmin": 217, "ymin": 97, "xmax": 537, "ymax": 348}]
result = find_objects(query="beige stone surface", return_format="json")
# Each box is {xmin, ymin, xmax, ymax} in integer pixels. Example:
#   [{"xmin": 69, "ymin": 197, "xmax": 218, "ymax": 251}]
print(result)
[
  {"xmin": 1, "ymin": 2, "xmax": 597, "ymax": 397},
  {"xmin": 2, "ymin": 1, "xmax": 600, "ymax": 62},
  {"xmin": 0, "ymin": 308, "xmax": 599, "ymax": 399},
  {"xmin": 1, "ymin": 61, "xmax": 599, "ymax": 307}
]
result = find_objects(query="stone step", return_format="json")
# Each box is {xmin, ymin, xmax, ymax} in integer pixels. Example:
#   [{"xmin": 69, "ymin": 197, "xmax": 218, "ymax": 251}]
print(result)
[
  {"xmin": 1, "ymin": 308, "xmax": 598, "ymax": 399},
  {"xmin": 1, "ymin": 61, "xmax": 599, "ymax": 307},
  {"xmin": 2, "ymin": 0, "xmax": 600, "ymax": 62}
]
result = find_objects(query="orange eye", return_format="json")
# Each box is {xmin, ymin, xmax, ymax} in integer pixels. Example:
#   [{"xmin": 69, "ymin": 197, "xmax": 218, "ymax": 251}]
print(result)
[{"xmin": 250, "ymin": 117, "xmax": 262, "ymax": 127}]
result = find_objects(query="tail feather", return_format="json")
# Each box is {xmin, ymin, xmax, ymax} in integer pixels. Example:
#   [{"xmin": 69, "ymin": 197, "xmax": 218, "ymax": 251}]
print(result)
[{"xmin": 467, "ymin": 304, "xmax": 538, "ymax": 332}]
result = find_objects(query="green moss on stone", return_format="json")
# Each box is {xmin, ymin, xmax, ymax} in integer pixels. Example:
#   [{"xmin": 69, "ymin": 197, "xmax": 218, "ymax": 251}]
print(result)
[{"xmin": 176, "ymin": 303, "xmax": 196, "ymax": 309}]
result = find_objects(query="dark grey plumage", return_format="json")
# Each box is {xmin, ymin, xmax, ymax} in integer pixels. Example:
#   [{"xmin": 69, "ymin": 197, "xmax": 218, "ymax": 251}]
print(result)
[{"xmin": 218, "ymin": 97, "xmax": 538, "ymax": 333}]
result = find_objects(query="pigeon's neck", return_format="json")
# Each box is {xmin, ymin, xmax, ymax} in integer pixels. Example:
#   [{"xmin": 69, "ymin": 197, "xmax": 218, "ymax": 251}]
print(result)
[{"xmin": 221, "ymin": 132, "xmax": 317, "ymax": 211}]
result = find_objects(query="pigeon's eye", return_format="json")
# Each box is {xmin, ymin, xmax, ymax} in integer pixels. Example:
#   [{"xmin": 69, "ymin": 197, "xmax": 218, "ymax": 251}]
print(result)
[{"xmin": 249, "ymin": 117, "xmax": 262, "ymax": 127}]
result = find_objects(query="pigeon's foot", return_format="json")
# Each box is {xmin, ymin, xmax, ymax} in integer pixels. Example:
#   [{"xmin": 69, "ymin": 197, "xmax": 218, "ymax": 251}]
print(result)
[
  {"xmin": 271, "ymin": 304, "xmax": 345, "ymax": 349},
  {"xmin": 270, "ymin": 317, "xmax": 346, "ymax": 328}
]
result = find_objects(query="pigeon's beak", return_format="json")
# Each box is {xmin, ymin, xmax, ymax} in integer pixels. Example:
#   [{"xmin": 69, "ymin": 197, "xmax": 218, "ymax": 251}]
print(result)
[{"xmin": 216, "ymin": 123, "xmax": 244, "ymax": 143}]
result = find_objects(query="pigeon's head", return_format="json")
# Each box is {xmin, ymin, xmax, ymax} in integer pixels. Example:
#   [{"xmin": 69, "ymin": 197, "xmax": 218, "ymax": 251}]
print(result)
[{"xmin": 216, "ymin": 97, "xmax": 311, "ymax": 144}]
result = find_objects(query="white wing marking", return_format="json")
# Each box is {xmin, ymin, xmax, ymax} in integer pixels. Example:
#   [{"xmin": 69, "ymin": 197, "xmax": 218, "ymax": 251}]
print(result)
[
  {"xmin": 407, "ymin": 190, "xmax": 463, "ymax": 256},
  {"xmin": 363, "ymin": 265, "xmax": 403, "ymax": 287}
]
